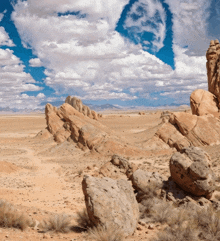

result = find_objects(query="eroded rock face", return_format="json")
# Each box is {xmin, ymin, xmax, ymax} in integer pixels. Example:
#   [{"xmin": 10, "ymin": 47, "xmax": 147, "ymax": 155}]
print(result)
[
  {"xmin": 206, "ymin": 39, "xmax": 220, "ymax": 105},
  {"xmin": 65, "ymin": 96, "xmax": 99, "ymax": 120},
  {"xmin": 156, "ymin": 112, "xmax": 220, "ymax": 150},
  {"xmin": 170, "ymin": 147, "xmax": 216, "ymax": 198},
  {"xmin": 82, "ymin": 175, "xmax": 139, "ymax": 237},
  {"xmin": 190, "ymin": 89, "xmax": 219, "ymax": 116}
]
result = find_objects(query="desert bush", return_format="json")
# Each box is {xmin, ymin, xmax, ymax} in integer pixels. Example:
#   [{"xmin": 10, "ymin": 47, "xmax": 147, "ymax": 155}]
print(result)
[
  {"xmin": 193, "ymin": 206, "xmax": 220, "ymax": 240},
  {"xmin": 88, "ymin": 224, "xmax": 124, "ymax": 241},
  {"xmin": 0, "ymin": 200, "xmax": 32, "ymax": 230},
  {"xmin": 76, "ymin": 208, "xmax": 92, "ymax": 230},
  {"xmin": 140, "ymin": 197, "xmax": 175, "ymax": 224},
  {"xmin": 41, "ymin": 213, "xmax": 71, "ymax": 233},
  {"xmin": 152, "ymin": 224, "xmax": 199, "ymax": 241}
]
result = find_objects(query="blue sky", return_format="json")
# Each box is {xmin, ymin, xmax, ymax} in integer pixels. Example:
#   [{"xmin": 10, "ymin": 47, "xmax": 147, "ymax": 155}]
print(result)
[{"xmin": 0, "ymin": 0, "xmax": 218, "ymax": 109}]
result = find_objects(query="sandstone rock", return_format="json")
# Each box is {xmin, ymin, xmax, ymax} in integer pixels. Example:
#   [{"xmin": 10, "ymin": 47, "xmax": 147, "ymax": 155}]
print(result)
[
  {"xmin": 206, "ymin": 39, "xmax": 220, "ymax": 106},
  {"xmin": 170, "ymin": 146, "xmax": 216, "ymax": 198},
  {"xmin": 156, "ymin": 112, "xmax": 220, "ymax": 150},
  {"xmin": 99, "ymin": 155, "xmax": 137, "ymax": 179},
  {"xmin": 156, "ymin": 122, "xmax": 190, "ymax": 151},
  {"xmin": 82, "ymin": 175, "xmax": 139, "ymax": 236},
  {"xmin": 65, "ymin": 96, "xmax": 99, "ymax": 120},
  {"xmin": 190, "ymin": 89, "xmax": 219, "ymax": 116},
  {"xmin": 42, "ymin": 102, "xmax": 147, "ymax": 156},
  {"xmin": 131, "ymin": 169, "xmax": 164, "ymax": 193}
]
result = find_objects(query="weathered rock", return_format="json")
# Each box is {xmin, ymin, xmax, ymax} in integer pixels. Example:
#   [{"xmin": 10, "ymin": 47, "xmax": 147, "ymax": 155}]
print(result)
[
  {"xmin": 190, "ymin": 89, "xmax": 219, "ymax": 116},
  {"xmin": 156, "ymin": 112, "xmax": 220, "ymax": 150},
  {"xmin": 99, "ymin": 155, "xmax": 137, "ymax": 179},
  {"xmin": 65, "ymin": 96, "xmax": 99, "ymax": 120},
  {"xmin": 41, "ymin": 103, "xmax": 148, "ymax": 156},
  {"xmin": 82, "ymin": 175, "xmax": 139, "ymax": 236},
  {"xmin": 206, "ymin": 39, "xmax": 220, "ymax": 106},
  {"xmin": 156, "ymin": 122, "xmax": 191, "ymax": 150},
  {"xmin": 131, "ymin": 169, "xmax": 164, "ymax": 193},
  {"xmin": 170, "ymin": 146, "xmax": 216, "ymax": 198}
]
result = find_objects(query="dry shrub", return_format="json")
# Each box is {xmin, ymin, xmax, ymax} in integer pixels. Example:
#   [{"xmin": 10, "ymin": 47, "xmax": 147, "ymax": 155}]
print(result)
[
  {"xmin": 152, "ymin": 224, "xmax": 199, "ymax": 241},
  {"xmin": 0, "ymin": 200, "xmax": 32, "ymax": 230},
  {"xmin": 88, "ymin": 224, "xmax": 124, "ymax": 241},
  {"xmin": 76, "ymin": 208, "xmax": 91, "ymax": 230},
  {"xmin": 41, "ymin": 213, "xmax": 71, "ymax": 233},
  {"xmin": 193, "ymin": 206, "xmax": 220, "ymax": 240},
  {"xmin": 140, "ymin": 197, "xmax": 174, "ymax": 224}
]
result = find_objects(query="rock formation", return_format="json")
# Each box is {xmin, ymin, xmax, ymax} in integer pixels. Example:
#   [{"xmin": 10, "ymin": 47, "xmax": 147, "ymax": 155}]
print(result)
[
  {"xmin": 206, "ymin": 39, "xmax": 220, "ymax": 106},
  {"xmin": 43, "ymin": 102, "xmax": 147, "ymax": 156},
  {"xmin": 82, "ymin": 175, "xmax": 139, "ymax": 237},
  {"xmin": 190, "ymin": 89, "xmax": 219, "ymax": 116},
  {"xmin": 65, "ymin": 96, "xmax": 100, "ymax": 120},
  {"xmin": 170, "ymin": 147, "xmax": 216, "ymax": 199}
]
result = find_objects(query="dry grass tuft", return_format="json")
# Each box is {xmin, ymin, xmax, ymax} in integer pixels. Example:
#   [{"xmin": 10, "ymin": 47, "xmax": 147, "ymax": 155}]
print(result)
[
  {"xmin": 0, "ymin": 200, "xmax": 32, "ymax": 230},
  {"xmin": 41, "ymin": 213, "xmax": 71, "ymax": 233},
  {"xmin": 76, "ymin": 208, "xmax": 92, "ymax": 230},
  {"xmin": 88, "ymin": 224, "xmax": 124, "ymax": 241}
]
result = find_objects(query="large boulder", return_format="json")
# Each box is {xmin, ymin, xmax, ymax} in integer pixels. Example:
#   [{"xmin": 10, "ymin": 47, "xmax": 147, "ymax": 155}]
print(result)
[
  {"xmin": 170, "ymin": 146, "xmax": 216, "ymax": 198},
  {"xmin": 190, "ymin": 89, "xmax": 219, "ymax": 116},
  {"xmin": 82, "ymin": 175, "xmax": 139, "ymax": 237},
  {"xmin": 65, "ymin": 96, "xmax": 99, "ymax": 120}
]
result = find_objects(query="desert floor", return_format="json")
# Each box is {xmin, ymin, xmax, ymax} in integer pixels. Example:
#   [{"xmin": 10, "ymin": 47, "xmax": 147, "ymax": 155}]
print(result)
[{"xmin": 0, "ymin": 108, "xmax": 219, "ymax": 241}]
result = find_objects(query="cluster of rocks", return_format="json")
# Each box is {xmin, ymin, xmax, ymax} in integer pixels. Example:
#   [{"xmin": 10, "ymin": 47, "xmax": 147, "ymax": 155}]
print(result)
[
  {"xmin": 153, "ymin": 39, "xmax": 220, "ymax": 151},
  {"xmin": 82, "ymin": 146, "xmax": 218, "ymax": 237}
]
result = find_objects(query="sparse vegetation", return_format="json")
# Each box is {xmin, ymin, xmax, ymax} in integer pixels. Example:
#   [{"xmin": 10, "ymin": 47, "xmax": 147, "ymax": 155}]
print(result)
[
  {"xmin": 0, "ymin": 200, "xmax": 33, "ymax": 230},
  {"xmin": 88, "ymin": 224, "xmax": 124, "ymax": 241},
  {"xmin": 41, "ymin": 213, "xmax": 72, "ymax": 233},
  {"xmin": 76, "ymin": 208, "xmax": 92, "ymax": 230}
]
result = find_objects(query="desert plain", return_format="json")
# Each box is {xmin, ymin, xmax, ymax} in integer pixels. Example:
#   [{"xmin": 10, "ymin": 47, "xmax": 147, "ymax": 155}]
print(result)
[{"xmin": 1, "ymin": 106, "xmax": 220, "ymax": 241}]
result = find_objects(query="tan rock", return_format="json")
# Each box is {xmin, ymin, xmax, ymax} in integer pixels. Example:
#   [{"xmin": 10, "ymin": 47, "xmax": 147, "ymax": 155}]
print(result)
[
  {"xmin": 65, "ymin": 96, "xmax": 99, "ymax": 120},
  {"xmin": 170, "ymin": 146, "xmax": 216, "ymax": 198},
  {"xmin": 190, "ymin": 89, "xmax": 219, "ymax": 116},
  {"xmin": 82, "ymin": 175, "xmax": 139, "ymax": 237}
]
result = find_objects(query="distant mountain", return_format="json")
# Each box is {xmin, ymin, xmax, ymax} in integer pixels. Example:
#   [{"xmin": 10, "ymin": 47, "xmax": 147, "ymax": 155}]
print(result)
[{"xmin": 40, "ymin": 100, "xmax": 121, "ymax": 111}]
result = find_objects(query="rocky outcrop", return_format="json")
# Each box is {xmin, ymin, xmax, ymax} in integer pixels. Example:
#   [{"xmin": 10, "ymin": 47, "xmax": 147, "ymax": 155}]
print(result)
[
  {"xmin": 43, "ymin": 102, "xmax": 147, "ymax": 156},
  {"xmin": 155, "ymin": 111, "xmax": 220, "ymax": 150},
  {"xmin": 82, "ymin": 175, "xmax": 139, "ymax": 237},
  {"xmin": 206, "ymin": 39, "xmax": 220, "ymax": 106},
  {"xmin": 65, "ymin": 96, "xmax": 99, "ymax": 120},
  {"xmin": 190, "ymin": 89, "xmax": 219, "ymax": 116},
  {"xmin": 170, "ymin": 147, "xmax": 216, "ymax": 199}
]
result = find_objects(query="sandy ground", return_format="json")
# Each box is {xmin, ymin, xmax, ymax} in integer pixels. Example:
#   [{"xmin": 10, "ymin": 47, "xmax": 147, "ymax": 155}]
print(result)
[{"xmin": 1, "ymin": 108, "xmax": 218, "ymax": 240}]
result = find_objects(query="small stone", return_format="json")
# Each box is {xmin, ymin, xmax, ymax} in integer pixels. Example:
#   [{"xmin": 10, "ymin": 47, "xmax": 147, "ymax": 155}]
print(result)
[{"xmin": 148, "ymin": 224, "xmax": 154, "ymax": 230}]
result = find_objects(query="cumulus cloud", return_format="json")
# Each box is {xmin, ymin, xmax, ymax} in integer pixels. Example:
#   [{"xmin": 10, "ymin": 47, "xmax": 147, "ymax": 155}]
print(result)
[
  {"xmin": 0, "ymin": 48, "xmax": 43, "ymax": 109},
  {"xmin": 123, "ymin": 0, "xmax": 166, "ymax": 52},
  {"xmin": 10, "ymin": 0, "xmax": 210, "ymax": 107},
  {"xmin": 29, "ymin": 58, "xmax": 43, "ymax": 67},
  {"xmin": 165, "ymin": 0, "xmax": 211, "ymax": 56}
]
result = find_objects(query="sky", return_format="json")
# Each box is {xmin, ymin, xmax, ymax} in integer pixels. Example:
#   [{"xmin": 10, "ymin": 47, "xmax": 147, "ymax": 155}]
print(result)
[{"xmin": 0, "ymin": 0, "xmax": 218, "ymax": 110}]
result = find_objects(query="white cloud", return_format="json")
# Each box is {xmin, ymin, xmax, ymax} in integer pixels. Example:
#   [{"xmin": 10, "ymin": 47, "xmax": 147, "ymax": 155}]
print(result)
[
  {"xmin": 165, "ymin": 0, "xmax": 211, "ymax": 56},
  {"xmin": 10, "ymin": 0, "xmax": 209, "ymax": 107},
  {"xmin": 29, "ymin": 58, "xmax": 43, "ymax": 67},
  {"xmin": 124, "ymin": 0, "xmax": 166, "ymax": 52},
  {"xmin": 0, "ymin": 48, "xmax": 43, "ymax": 109},
  {"xmin": 0, "ymin": 27, "xmax": 15, "ymax": 47}
]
